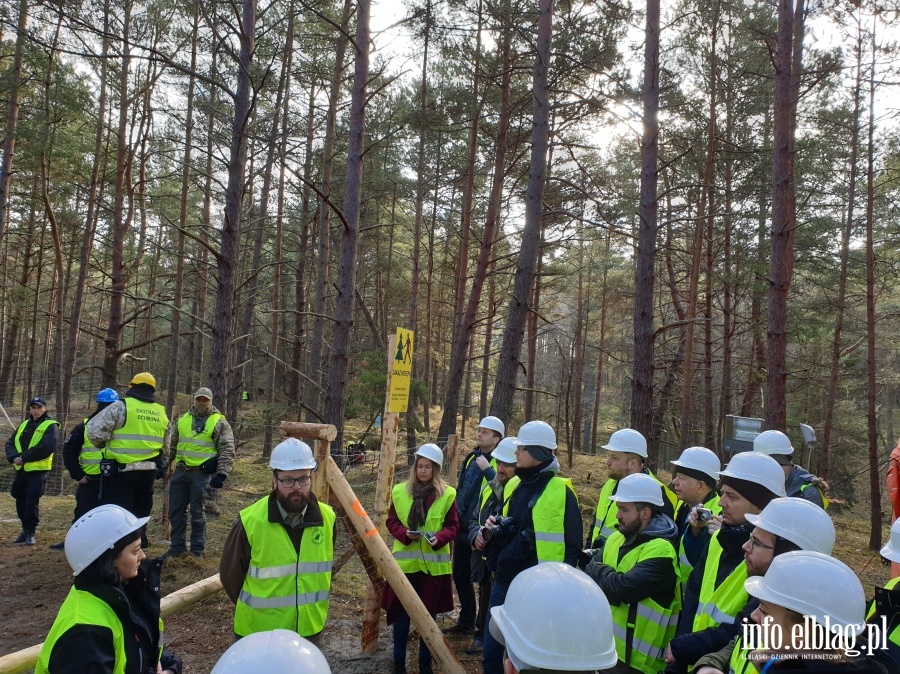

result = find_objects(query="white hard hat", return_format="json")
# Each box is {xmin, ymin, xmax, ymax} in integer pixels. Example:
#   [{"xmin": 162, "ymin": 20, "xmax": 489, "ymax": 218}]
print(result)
[
  {"xmin": 717, "ymin": 452, "xmax": 786, "ymax": 497},
  {"xmin": 608, "ymin": 473, "xmax": 664, "ymax": 506},
  {"xmin": 270, "ymin": 438, "xmax": 317, "ymax": 471},
  {"xmin": 745, "ymin": 551, "xmax": 866, "ymax": 636},
  {"xmin": 65, "ymin": 505, "xmax": 150, "ymax": 576},
  {"xmin": 753, "ymin": 429, "xmax": 794, "ymax": 456},
  {"xmin": 745, "ymin": 497, "xmax": 835, "ymax": 554},
  {"xmin": 671, "ymin": 446, "xmax": 721, "ymax": 482},
  {"xmin": 414, "ymin": 443, "xmax": 444, "ymax": 467},
  {"xmin": 492, "ymin": 437, "xmax": 518, "ymax": 464},
  {"xmin": 602, "ymin": 428, "xmax": 648, "ymax": 458},
  {"xmin": 210, "ymin": 629, "xmax": 331, "ymax": 674},
  {"xmin": 513, "ymin": 420, "xmax": 557, "ymax": 450},
  {"xmin": 489, "ymin": 562, "xmax": 618, "ymax": 670},
  {"xmin": 478, "ymin": 416, "xmax": 505, "ymax": 436},
  {"xmin": 880, "ymin": 519, "xmax": 900, "ymax": 563}
]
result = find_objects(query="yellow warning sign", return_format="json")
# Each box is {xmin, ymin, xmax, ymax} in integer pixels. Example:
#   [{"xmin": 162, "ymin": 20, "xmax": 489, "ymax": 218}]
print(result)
[{"xmin": 388, "ymin": 327, "xmax": 414, "ymax": 413}]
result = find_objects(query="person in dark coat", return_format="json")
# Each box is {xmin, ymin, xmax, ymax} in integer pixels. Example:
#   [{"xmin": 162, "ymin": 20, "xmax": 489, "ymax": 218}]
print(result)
[
  {"xmin": 383, "ymin": 444, "xmax": 459, "ymax": 674},
  {"xmin": 5, "ymin": 396, "xmax": 60, "ymax": 545},
  {"xmin": 35, "ymin": 504, "xmax": 181, "ymax": 674}
]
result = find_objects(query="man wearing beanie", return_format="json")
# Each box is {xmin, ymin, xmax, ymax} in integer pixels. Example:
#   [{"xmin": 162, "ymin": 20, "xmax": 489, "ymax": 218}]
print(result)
[
  {"xmin": 86, "ymin": 372, "xmax": 170, "ymax": 548},
  {"xmin": 669, "ymin": 447, "xmax": 721, "ymax": 585},
  {"xmin": 481, "ymin": 421, "xmax": 582, "ymax": 674},
  {"xmin": 664, "ymin": 452, "xmax": 786, "ymax": 674}
]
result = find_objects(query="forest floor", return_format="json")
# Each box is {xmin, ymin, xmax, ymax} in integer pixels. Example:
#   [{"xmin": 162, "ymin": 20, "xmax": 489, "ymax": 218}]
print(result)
[{"xmin": 0, "ymin": 409, "xmax": 890, "ymax": 674}]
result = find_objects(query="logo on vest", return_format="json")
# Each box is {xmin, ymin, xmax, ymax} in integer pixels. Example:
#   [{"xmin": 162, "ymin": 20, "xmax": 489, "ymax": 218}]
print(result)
[{"xmin": 312, "ymin": 530, "xmax": 324, "ymax": 544}]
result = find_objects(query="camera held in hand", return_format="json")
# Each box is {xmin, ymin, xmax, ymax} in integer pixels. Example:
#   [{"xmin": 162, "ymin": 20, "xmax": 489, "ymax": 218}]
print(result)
[
  {"xmin": 696, "ymin": 507, "xmax": 713, "ymax": 524},
  {"xmin": 481, "ymin": 516, "xmax": 517, "ymax": 545}
]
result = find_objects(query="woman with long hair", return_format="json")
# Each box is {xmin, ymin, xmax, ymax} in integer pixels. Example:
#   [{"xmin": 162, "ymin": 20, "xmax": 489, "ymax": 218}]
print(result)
[
  {"xmin": 383, "ymin": 443, "xmax": 459, "ymax": 674},
  {"xmin": 35, "ymin": 504, "xmax": 182, "ymax": 674}
]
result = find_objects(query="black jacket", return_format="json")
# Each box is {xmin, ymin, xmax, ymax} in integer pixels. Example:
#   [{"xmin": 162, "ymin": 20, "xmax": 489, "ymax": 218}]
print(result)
[
  {"xmin": 585, "ymin": 512, "xmax": 679, "ymax": 609},
  {"xmin": 493, "ymin": 459, "xmax": 582, "ymax": 587},
  {"xmin": 666, "ymin": 522, "xmax": 753, "ymax": 672},
  {"xmin": 42, "ymin": 558, "xmax": 182, "ymax": 674}
]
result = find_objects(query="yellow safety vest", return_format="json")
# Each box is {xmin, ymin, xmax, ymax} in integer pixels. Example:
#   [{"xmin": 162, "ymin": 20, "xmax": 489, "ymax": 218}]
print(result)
[
  {"xmin": 234, "ymin": 496, "xmax": 336, "ymax": 637},
  {"xmin": 677, "ymin": 493, "xmax": 722, "ymax": 586},
  {"xmin": 391, "ymin": 483, "xmax": 456, "ymax": 575},
  {"xmin": 106, "ymin": 398, "xmax": 167, "ymax": 464},
  {"xmin": 503, "ymin": 476, "xmax": 576, "ymax": 563},
  {"xmin": 479, "ymin": 475, "xmax": 521, "ymax": 512},
  {"xmin": 13, "ymin": 418, "xmax": 58, "ymax": 471},
  {"xmin": 591, "ymin": 470, "xmax": 676, "ymax": 543},
  {"xmin": 603, "ymin": 532, "xmax": 681, "ymax": 674},
  {"xmin": 867, "ymin": 576, "xmax": 900, "ymax": 652},
  {"xmin": 36, "ymin": 586, "xmax": 128, "ymax": 674},
  {"xmin": 174, "ymin": 412, "xmax": 223, "ymax": 467},
  {"xmin": 80, "ymin": 418, "xmax": 102, "ymax": 476},
  {"xmin": 727, "ymin": 636, "xmax": 755, "ymax": 674},
  {"xmin": 693, "ymin": 530, "xmax": 749, "ymax": 631}
]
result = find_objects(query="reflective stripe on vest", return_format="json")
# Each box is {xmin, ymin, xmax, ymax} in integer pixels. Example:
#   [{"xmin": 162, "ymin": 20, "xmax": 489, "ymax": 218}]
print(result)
[
  {"xmin": 728, "ymin": 637, "xmax": 755, "ymax": 674},
  {"xmin": 36, "ymin": 586, "xmax": 127, "ymax": 674},
  {"xmin": 80, "ymin": 418, "xmax": 102, "ymax": 475},
  {"xmin": 391, "ymin": 483, "xmax": 456, "ymax": 575},
  {"xmin": 677, "ymin": 494, "xmax": 721, "ymax": 585},
  {"xmin": 106, "ymin": 398, "xmax": 167, "ymax": 463},
  {"xmin": 591, "ymin": 478, "xmax": 619, "ymax": 542},
  {"xmin": 603, "ymin": 532, "xmax": 681, "ymax": 673},
  {"xmin": 504, "ymin": 476, "xmax": 575, "ymax": 564},
  {"xmin": 13, "ymin": 418, "xmax": 58, "ymax": 472},
  {"xmin": 693, "ymin": 530, "xmax": 749, "ymax": 631},
  {"xmin": 175, "ymin": 412, "xmax": 223, "ymax": 466},
  {"xmin": 234, "ymin": 497, "xmax": 336, "ymax": 637}
]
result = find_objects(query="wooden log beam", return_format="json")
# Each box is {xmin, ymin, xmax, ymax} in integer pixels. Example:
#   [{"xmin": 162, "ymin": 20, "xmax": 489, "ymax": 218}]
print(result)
[
  {"xmin": 279, "ymin": 421, "xmax": 337, "ymax": 442},
  {"xmin": 324, "ymin": 455, "xmax": 465, "ymax": 674},
  {"xmin": 446, "ymin": 434, "xmax": 459, "ymax": 486}
]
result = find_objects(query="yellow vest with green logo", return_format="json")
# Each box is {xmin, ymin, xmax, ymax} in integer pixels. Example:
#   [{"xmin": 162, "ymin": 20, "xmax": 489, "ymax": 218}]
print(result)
[
  {"xmin": 36, "ymin": 586, "xmax": 127, "ymax": 674},
  {"xmin": 106, "ymin": 398, "xmax": 167, "ymax": 463},
  {"xmin": 175, "ymin": 411, "xmax": 223, "ymax": 467},
  {"xmin": 80, "ymin": 418, "xmax": 103, "ymax": 476},
  {"xmin": 13, "ymin": 418, "xmax": 58, "ymax": 471},
  {"xmin": 727, "ymin": 636, "xmax": 754, "ymax": 674},
  {"xmin": 677, "ymin": 493, "xmax": 722, "ymax": 586},
  {"xmin": 603, "ymin": 531, "xmax": 681, "ymax": 674},
  {"xmin": 693, "ymin": 530, "xmax": 749, "ymax": 631},
  {"xmin": 592, "ymin": 471, "xmax": 675, "ymax": 544},
  {"xmin": 391, "ymin": 483, "xmax": 456, "ymax": 575},
  {"xmin": 234, "ymin": 496, "xmax": 336, "ymax": 637},
  {"xmin": 503, "ymin": 476, "xmax": 576, "ymax": 563}
]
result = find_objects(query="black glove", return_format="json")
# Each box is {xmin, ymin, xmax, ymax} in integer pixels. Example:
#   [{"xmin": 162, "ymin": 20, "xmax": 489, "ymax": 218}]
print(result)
[
  {"xmin": 209, "ymin": 473, "xmax": 227, "ymax": 489},
  {"xmin": 577, "ymin": 547, "xmax": 603, "ymax": 569}
]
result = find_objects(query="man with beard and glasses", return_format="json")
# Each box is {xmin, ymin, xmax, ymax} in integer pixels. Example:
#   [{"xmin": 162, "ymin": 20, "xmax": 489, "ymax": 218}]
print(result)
[{"xmin": 220, "ymin": 438, "xmax": 335, "ymax": 644}]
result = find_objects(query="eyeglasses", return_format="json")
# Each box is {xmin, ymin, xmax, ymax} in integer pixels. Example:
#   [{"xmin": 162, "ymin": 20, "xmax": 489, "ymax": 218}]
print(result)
[
  {"xmin": 276, "ymin": 476, "xmax": 312, "ymax": 488},
  {"xmin": 747, "ymin": 534, "xmax": 775, "ymax": 551}
]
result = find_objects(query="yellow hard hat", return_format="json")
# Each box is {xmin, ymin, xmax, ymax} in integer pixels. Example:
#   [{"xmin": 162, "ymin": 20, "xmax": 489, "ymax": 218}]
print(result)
[{"xmin": 130, "ymin": 372, "xmax": 157, "ymax": 388}]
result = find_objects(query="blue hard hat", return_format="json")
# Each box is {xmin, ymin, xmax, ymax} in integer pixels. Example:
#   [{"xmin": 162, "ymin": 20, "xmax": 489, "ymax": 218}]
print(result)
[{"xmin": 96, "ymin": 388, "xmax": 120, "ymax": 403}]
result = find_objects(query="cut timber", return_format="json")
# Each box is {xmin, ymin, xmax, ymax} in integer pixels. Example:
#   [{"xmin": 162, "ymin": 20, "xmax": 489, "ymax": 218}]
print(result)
[
  {"xmin": 280, "ymin": 421, "xmax": 338, "ymax": 442},
  {"xmin": 446, "ymin": 434, "xmax": 459, "ymax": 486},
  {"xmin": 0, "ymin": 575, "xmax": 225, "ymax": 674},
  {"xmin": 324, "ymin": 456, "xmax": 465, "ymax": 674}
]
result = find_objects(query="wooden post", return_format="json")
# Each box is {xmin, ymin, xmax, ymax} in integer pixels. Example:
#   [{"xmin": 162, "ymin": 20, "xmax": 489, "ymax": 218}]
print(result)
[
  {"xmin": 324, "ymin": 456, "xmax": 465, "ymax": 674},
  {"xmin": 446, "ymin": 434, "xmax": 459, "ymax": 486},
  {"xmin": 279, "ymin": 421, "xmax": 336, "ymax": 501},
  {"xmin": 360, "ymin": 333, "xmax": 400, "ymax": 652}
]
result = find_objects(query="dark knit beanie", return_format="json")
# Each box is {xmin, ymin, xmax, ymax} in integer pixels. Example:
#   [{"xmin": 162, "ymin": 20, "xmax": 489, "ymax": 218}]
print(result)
[
  {"xmin": 673, "ymin": 465, "xmax": 717, "ymax": 490},
  {"xmin": 719, "ymin": 476, "xmax": 779, "ymax": 510},
  {"xmin": 521, "ymin": 444, "xmax": 554, "ymax": 463}
]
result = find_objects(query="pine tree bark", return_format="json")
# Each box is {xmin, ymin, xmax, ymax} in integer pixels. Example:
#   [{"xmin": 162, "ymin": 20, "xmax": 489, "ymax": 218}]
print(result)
[
  {"xmin": 0, "ymin": 0, "xmax": 28, "ymax": 248},
  {"xmin": 489, "ymin": 0, "xmax": 554, "ymax": 422}
]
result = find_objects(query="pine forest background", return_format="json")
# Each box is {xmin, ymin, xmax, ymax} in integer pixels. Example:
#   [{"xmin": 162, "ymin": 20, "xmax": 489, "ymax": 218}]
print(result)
[{"xmin": 1, "ymin": 0, "xmax": 900, "ymax": 545}]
